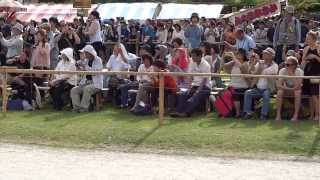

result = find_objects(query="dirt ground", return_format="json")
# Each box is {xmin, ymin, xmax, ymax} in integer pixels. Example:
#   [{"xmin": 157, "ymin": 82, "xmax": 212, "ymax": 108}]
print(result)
[{"xmin": 0, "ymin": 143, "xmax": 319, "ymax": 180}]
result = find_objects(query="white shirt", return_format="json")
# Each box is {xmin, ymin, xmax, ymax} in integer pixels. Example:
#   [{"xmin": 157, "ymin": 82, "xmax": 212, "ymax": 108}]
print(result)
[
  {"xmin": 256, "ymin": 61, "xmax": 278, "ymax": 89},
  {"xmin": 106, "ymin": 54, "xmax": 130, "ymax": 71},
  {"xmin": 137, "ymin": 64, "xmax": 153, "ymax": 82},
  {"xmin": 230, "ymin": 64, "xmax": 248, "ymax": 89},
  {"xmin": 279, "ymin": 68, "xmax": 304, "ymax": 88},
  {"xmin": 1, "ymin": 35, "xmax": 23, "ymax": 58},
  {"xmin": 156, "ymin": 30, "xmax": 168, "ymax": 43},
  {"xmin": 89, "ymin": 20, "xmax": 102, "ymax": 43},
  {"xmin": 171, "ymin": 29, "xmax": 185, "ymax": 42},
  {"xmin": 188, "ymin": 59, "xmax": 211, "ymax": 88},
  {"xmin": 54, "ymin": 60, "xmax": 77, "ymax": 86},
  {"xmin": 253, "ymin": 28, "xmax": 268, "ymax": 44},
  {"xmin": 204, "ymin": 27, "xmax": 219, "ymax": 44}
]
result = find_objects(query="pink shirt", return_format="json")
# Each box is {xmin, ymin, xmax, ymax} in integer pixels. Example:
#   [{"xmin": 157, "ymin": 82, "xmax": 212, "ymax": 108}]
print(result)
[{"xmin": 32, "ymin": 42, "xmax": 50, "ymax": 68}]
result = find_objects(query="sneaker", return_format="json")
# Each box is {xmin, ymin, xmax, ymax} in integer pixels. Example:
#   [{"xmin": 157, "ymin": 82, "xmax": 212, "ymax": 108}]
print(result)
[
  {"xmin": 243, "ymin": 113, "xmax": 253, "ymax": 120},
  {"xmin": 79, "ymin": 108, "xmax": 89, "ymax": 113}
]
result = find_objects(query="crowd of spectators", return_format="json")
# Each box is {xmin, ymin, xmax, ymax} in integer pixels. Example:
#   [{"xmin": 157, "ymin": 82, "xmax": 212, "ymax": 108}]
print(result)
[{"xmin": 0, "ymin": 5, "xmax": 320, "ymax": 122}]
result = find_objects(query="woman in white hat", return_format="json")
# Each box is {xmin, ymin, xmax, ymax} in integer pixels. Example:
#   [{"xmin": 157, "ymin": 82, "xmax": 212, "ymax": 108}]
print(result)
[{"xmin": 49, "ymin": 48, "xmax": 77, "ymax": 110}]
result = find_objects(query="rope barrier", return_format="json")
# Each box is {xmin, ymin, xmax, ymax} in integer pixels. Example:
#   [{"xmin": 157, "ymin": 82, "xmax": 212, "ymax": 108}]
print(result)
[{"xmin": 1, "ymin": 67, "xmax": 320, "ymax": 126}]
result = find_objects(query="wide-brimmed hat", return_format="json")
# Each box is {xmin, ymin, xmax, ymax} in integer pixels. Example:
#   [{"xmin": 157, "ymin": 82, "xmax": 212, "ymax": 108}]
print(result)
[{"xmin": 79, "ymin": 45, "xmax": 97, "ymax": 57}]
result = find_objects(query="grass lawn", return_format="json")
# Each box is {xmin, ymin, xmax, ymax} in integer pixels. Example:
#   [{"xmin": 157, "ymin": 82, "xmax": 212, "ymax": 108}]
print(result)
[{"xmin": 0, "ymin": 106, "xmax": 319, "ymax": 157}]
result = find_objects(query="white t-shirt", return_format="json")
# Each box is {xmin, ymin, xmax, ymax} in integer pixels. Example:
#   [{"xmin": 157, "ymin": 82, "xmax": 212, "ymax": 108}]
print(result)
[
  {"xmin": 204, "ymin": 28, "xmax": 219, "ymax": 44},
  {"xmin": 89, "ymin": 20, "xmax": 102, "ymax": 43},
  {"xmin": 156, "ymin": 30, "xmax": 168, "ymax": 43},
  {"xmin": 106, "ymin": 54, "xmax": 130, "ymax": 71},
  {"xmin": 256, "ymin": 61, "xmax": 278, "ymax": 89},
  {"xmin": 253, "ymin": 28, "xmax": 268, "ymax": 44},
  {"xmin": 188, "ymin": 59, "xmax": 211, "ymax": 88},
  {"xmin": 230, "ymin": 64, "xmax": 249, "ymax": 89},
  {"xmin": 137, "ymin": 64, "xmax": 153, "ymax": 82},
  {"xmin": 278, "ymin": 68, "xmax": 304, "ymax": 88},
  {"xmin": 171, "ymin": 29, "xmax": 185, "ymax": 42}
]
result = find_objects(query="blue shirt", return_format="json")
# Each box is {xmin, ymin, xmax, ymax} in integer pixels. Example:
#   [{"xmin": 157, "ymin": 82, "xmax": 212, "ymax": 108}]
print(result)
[
  {"xmin": 235, "ymin": 35, "xmax": 256, "ymax": 53},
  {"xmin": 142, "ymin": 25, "xmax": 155, "ymax": 40},
  {"xmin": 120, "ymin": 28, "xmax": 130, "ymax": 39},
  {"xmin": 184, "ymin": 24, "xmax": 203, "ymax": 49}
]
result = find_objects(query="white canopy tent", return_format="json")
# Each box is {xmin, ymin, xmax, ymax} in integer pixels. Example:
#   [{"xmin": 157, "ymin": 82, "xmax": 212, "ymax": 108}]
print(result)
[
  {"xmin": 97, "ymin": 3, "xmax": 159, "ymax": 20},
  {"xmin": 157, "ymin": 3, "xmax": 224, "ymax": 19}
]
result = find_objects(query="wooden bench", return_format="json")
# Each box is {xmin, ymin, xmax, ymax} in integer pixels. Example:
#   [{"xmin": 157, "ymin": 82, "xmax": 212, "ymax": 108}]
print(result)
[{"xmin": 92, "ymin": 88, "xmax": 109, "ymax": 111}]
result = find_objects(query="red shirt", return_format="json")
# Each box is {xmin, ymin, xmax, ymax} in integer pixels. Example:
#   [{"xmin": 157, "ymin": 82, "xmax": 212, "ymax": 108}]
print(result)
[
  {"xmin": 154, "ymin": 75, "xmax": 177, "ymax": 94},
  {"xmin": 171, "ymin": 48, "xmax": 189, "ymax": 71}
]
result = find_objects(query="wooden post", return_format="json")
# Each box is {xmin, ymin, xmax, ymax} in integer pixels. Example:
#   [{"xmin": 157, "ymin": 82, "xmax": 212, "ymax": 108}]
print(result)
[
  {"xmin": 135, "ymin": 31, "xmax": 141, "ymax": 55},
  {"xmin": 2, "ymin": 68, "xmax": 7, "ymax": 116},
  {"xmin": 158, "ymin": 72, "xmax": 165, "ymax": 126},
  {"xmin": 318, "ymin": 83, "xmax": 320, "ymax": 127}
]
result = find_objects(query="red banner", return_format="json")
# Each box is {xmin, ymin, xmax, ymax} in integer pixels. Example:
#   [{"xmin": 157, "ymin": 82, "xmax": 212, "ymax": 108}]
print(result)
[{"xmin": 230, "ymin": 1, "xmax": 281, "ymax": 26}]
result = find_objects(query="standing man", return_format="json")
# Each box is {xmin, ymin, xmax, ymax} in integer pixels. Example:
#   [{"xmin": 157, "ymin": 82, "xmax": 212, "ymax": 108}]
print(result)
[
  {"xmin": 48, "ymin": 17, "xmax": 60, "ymax": 69},
  {"xmin": 273, "ymin": 5, "xmax": 301, "ymax": 64},
  {"xmin": 141, "ymin": 19, "xmax": 155, "ymax": 43},
  {"xmin": 0, "ymin": 23, "xmax": 24, "ymax": 60},
  {"xmin": 184, "ymin": 13, "xmax": 203, "ymax": 49}
]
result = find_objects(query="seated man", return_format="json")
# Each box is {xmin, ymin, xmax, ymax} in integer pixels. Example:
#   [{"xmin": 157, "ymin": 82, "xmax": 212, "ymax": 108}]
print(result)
[
  {"xmin": 243, "ymin": 47, "xmax": 279, "ymax": 120},
  {"xmin": 171, "ymin": 48, "xmax": 211, "ymax": 117},
  {"xmin": 70, "ymin": 45, "xmax": 103, "ymax": 112},
  {"xmin": 275, "ymin": 56, "xmax": 303, "ymax": 122}
]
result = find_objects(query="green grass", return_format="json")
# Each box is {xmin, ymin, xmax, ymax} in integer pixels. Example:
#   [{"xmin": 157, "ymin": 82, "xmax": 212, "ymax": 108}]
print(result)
[{"xmin": 0, "ymin": 106, "xmax": 320, "ymax": 157}]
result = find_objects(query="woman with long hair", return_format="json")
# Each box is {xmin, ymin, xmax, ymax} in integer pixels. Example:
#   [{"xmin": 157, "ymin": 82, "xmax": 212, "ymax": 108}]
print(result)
[
  {"xmin": 302, "ymin": 31, "xmax": 320, "ymax": 121},
  {"xmin": 222, "ymin": 49, "xmax": 250, "ymax": 117},
  {"xmin": 85, "ymin": 11, "xmax": 105, "ymax": 60},
  {"xmin": 31, "ymin": 29, "xmax": 50, "ymax": 69}
]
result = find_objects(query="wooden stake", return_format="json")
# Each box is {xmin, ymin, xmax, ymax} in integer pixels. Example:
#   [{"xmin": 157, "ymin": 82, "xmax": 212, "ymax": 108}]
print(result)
[
  {"xmin": 159, "ymin": 72, "xmax": 165, "ymax": 126},
  {"xmin": 2, "ymin": 69, "xmax": 7, "ymax": 116},
  {"xmin": 318, "ymin": 83, "xmax": 320, "ymax": 127}
]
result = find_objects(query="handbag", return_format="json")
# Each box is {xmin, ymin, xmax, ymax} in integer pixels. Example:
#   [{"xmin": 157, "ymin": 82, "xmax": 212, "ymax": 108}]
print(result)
[{"xmin": 213, "ymin": 87, "xmax": 235, "ymax": 117}]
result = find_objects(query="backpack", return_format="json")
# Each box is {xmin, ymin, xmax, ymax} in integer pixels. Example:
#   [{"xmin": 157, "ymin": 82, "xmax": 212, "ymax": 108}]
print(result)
[
  {"xmin": 7, "ymin": 99, "xmax": 24, "ymax": 110},
  {"xmin": 213, "ymin": 87, "xmax": 235, "ymax": 117}
]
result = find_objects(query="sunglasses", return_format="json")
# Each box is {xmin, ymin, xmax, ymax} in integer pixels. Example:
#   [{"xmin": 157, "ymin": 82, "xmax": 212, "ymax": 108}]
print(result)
[{"xmin": 285, "ymin": 63, "xmax": 295, "ymax": 67}]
